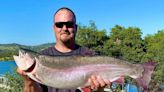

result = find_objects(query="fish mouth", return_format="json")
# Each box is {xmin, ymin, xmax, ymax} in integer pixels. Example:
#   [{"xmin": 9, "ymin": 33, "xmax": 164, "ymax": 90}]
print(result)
[{"xmin": 24, "ymin": 60, "xmax": 36, "ymax": 73}]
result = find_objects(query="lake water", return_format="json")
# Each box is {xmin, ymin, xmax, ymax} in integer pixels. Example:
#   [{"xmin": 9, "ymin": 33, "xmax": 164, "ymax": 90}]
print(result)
[{"xmin": 0, "ymin": 61, "xmax": 17, "ymax": 75}]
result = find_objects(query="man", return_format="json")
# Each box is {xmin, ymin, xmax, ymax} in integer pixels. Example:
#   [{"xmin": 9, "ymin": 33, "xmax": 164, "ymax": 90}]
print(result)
[{"xmin": 17, "ymin": 7, "xmax": 111, "ymax": 92}]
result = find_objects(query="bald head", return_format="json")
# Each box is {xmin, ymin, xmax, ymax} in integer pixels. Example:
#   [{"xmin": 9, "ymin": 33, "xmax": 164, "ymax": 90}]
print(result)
[{"xmin": 54, "ymin": 7, "xmax": 76, "ymax": 23}]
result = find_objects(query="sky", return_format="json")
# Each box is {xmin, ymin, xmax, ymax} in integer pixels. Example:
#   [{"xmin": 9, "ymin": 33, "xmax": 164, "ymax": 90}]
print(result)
[{"xmin": 0, "ymin": 0, "xmax": 164, "ymax": 46}]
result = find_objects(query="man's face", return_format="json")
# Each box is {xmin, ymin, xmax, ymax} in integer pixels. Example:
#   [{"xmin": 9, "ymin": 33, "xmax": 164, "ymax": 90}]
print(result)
[{"xmin": 54, "ymin": 10, "xmax": 77, "ymax": 43}]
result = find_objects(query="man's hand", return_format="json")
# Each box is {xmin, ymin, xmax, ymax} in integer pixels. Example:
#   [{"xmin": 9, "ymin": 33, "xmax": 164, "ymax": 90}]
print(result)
[
  {"xmin": 17, "ymin": 68, "xmax": 42, "ymax": 92},
  {"xmin": 88, "ymin": 75, "xmax": 111, "ymax": 91}
]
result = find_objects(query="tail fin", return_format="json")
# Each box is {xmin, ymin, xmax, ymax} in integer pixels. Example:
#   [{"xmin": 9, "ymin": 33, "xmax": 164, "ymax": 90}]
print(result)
[{"xmin": 136, "ymin": 61, "xmax": 156, "ymax": 91}]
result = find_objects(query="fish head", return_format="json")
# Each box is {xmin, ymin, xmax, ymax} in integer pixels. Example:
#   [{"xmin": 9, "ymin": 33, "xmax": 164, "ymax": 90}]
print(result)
[
  {"xmin": 13, "ymin": 49, "xmax": 37, "ymax": 72},
  {"xmin": 13, "ymin": 49, "xmax": 43, "ymax": 83}
]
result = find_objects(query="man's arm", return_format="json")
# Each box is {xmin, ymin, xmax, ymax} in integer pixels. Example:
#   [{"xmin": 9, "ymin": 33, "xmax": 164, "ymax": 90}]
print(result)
[{"xmin": 17, "ymin": 68, "xmax": 43, "ymax": 92}]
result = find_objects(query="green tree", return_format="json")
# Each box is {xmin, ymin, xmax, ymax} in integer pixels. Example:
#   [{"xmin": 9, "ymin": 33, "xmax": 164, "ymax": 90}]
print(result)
[
  {"xmin": 103, "ymin": 25, "xmax": 124, "ymax": 57},
  {"xmin": 144, "ymin": 30, "xmax": 164, "ymax": 90},
  {"xmin": 76, "ymin": 21, "xmax": 109, "ymax": 54},
  {"xmin": 103, "ymin": 25, "xmax": 145, "ymax": 62},
  {"xmin": 144, "ymin": 30, "xmax": 164, "ymax": 62}
]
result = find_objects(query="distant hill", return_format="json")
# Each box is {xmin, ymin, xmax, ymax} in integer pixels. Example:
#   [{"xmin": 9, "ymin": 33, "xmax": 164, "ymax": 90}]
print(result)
[
  {"xmin": 0, "ymin": 43, "xmax": 54, "ymax": 51},
  {"xmin": 0, "ymin": 43, "xmax": 54, "ymax": 61},
  {"xmin": 28, "ymin": 43, "xmax": 55, "ymax": 52},
  {"xmin": 0, "ymin": 43, "xmax": 29, "ymax": 51}
]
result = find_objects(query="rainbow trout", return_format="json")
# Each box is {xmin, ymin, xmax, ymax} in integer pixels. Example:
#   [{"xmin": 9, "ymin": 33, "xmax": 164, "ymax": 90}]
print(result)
[{"xmin": 13, "ymin": 49, "xmax": 155, "ymax": 91}]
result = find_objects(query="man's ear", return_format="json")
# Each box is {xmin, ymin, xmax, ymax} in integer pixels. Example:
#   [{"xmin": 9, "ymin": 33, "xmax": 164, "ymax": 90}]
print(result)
[{"xmin": 53, "ymin": 25, "xmax": 56, "ymax": 31}]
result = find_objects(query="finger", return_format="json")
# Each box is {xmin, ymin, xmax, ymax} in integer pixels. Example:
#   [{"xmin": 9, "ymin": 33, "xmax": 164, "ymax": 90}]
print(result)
[
  {"xmin": 91, "ymin": 75, "xmax": 96, "ymax": 80},
  {"xmin": 91, "ymin": 75, "xmax": 99, "ymax": 87},
  {"xmin": 88, "ymin": 78, "xmax": 95, "ymax": 89},
  {"xmin": 17, "ymin": 68, "xmax": 22, "ymax": 74},
  {"xmin": 17, "ymin": 68, "xmax": 32, "ymax": 82},
  {"xmin": 104, "ymin": 79, "xmax": 111, "ymax": 85},
  {"xmin": 97, "ymin": 76, "xmax": 106, "ymax": 87},
  {"xmin": 17, "ymin": 68, "xmax": 26, "ymax": 75},
  {"xmin": 91, "ymin": 75, "xmax": 99, "ymax": 89}
]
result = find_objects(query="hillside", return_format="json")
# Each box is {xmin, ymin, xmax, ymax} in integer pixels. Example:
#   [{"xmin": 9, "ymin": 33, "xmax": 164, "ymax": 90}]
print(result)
[{"xmin": 0, "ymin": 43, "xmax": 54, "ymax": 61}]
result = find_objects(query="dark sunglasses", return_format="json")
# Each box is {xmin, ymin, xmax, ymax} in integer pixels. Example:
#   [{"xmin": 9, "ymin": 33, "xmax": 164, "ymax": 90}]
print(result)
[{"xmin": 55, "ymin": 21, "xmax": 74, "ymax": 28}]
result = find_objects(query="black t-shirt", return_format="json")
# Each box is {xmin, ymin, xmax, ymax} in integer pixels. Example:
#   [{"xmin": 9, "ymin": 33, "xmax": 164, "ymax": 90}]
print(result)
[{"xmin": 40, "ymin": 45, "xmax": 95, "ymax": 92}]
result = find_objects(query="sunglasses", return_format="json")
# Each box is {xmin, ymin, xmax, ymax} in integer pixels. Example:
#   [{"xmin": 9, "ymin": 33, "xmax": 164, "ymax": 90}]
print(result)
[{"xmin": 55, "ymin": 21, "xmax": 74, "ymax": 28}]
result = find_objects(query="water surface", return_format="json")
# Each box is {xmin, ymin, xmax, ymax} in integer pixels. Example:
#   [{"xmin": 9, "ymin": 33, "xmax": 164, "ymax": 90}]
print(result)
[{"xmin": 0, "ymin": 61, "xmax": 16, "ymax": 75}]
